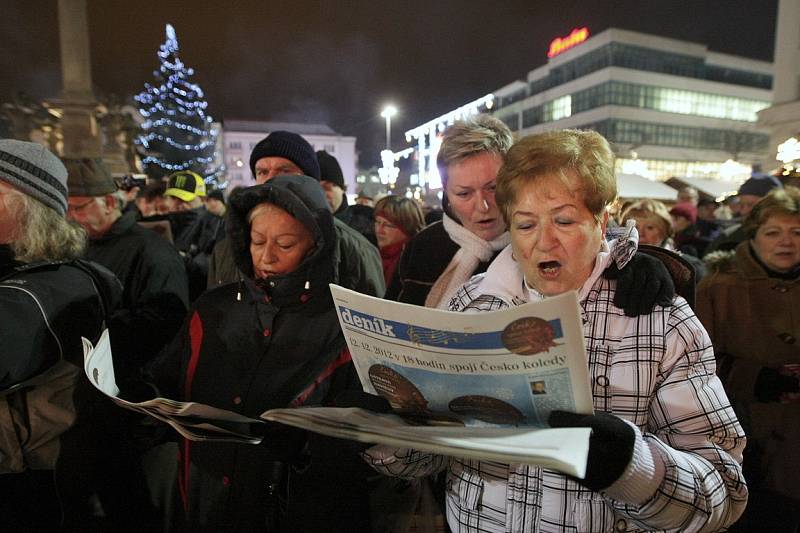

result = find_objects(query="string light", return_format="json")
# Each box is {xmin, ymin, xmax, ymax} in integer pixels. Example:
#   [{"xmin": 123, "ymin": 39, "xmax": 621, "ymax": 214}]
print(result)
[{"xmin": 135, "ymin": 23, "xmax": 222, "ymax": 186}]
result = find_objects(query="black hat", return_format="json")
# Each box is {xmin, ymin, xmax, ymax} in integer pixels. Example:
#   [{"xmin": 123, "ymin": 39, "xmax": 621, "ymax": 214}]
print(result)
[
  {"xmin": 249, "ymin": 131, "xmax": 320, "ymax": 180},
  {"xmin": 738, "ymin": 174, "xmax": 782, "ymax": 197},
  {"xmin": 206, "ymin": 188, "xmax": 225, "ymax": 204},
  {"xmin": 316, "ymin": 150, "xmax": 345, "ymax": 189},
  {"xmin": 64, "ymin": 158, "xmax": 118, "ymax": 197},
  {"xmin": 698, "ymin": 197, "xmax": 718, "ymax": 207}
]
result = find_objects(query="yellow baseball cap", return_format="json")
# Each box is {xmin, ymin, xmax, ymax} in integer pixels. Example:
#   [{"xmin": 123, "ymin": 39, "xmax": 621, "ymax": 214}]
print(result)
[{"xmin": 164, "ymin": 171, "xmax": 207, "ymax": 202}]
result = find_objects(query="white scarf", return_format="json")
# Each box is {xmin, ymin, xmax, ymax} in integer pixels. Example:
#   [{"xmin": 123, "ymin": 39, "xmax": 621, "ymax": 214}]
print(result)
[{"xmin": 424, "ymin": 213, "xmax": 510, "ymax": 309}]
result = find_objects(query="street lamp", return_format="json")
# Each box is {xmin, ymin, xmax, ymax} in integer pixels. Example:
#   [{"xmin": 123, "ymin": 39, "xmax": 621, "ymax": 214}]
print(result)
[{"xmin": 381, "ymin": 105, "xmax": 397, "ymax": 150}]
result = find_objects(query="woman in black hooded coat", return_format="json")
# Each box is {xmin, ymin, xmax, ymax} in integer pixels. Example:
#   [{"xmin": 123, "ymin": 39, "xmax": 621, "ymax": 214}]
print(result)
[{"xmin": 147, "ymin": 174, "xmax": 374, "ymax": 532}]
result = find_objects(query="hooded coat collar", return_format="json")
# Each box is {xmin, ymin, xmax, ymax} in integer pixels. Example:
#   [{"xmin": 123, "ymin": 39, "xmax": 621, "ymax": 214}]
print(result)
[{"xmin": 227, "ymin": 175, "xmax": 337, "ymax": 309}]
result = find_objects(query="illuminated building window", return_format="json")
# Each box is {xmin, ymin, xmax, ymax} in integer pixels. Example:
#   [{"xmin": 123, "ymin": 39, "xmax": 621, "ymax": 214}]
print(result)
[
  {"xmin": 496, "ymin": 112, "xmax": 520, "ymax": 131},
  {"xmin": 544, "ymin": 95, "xmax": 572, "ymax": 121},
  {"xmin": 615, "ymin": 158, "xmax": 749, "ymax": 183},
  {"xmin": 515, "ymin": 81, "xmax": 769, "ymax": 129},
  {"xmin": 587, "ymin": 119, "xmax": 768, "ymax": 152}
]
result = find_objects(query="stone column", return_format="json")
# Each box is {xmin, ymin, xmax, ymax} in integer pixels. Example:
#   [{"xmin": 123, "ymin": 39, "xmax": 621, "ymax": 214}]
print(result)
[{"xmin": 56, "ymin": 0, "xmax": 101, "ymax": 158}]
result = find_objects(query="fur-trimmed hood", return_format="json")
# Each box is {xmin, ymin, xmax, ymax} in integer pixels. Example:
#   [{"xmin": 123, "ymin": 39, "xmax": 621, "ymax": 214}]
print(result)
[
  {"xmin": 227, "ymin": 175, "xmax": 336, "ymax": 304},
  {"xmin": 703, "ymin": 249, "xmax": 737, "ymax": 275}
]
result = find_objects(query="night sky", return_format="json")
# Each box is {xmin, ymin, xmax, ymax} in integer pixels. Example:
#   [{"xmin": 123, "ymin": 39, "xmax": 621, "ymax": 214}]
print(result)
[{"xmin": 0, "ymin": 0, "xmax": 779, "ymax": 168}]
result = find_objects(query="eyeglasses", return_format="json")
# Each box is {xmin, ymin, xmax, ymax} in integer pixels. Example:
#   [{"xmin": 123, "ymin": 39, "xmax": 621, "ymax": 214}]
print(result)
[{"xmin": 67, "ymin": 199, "xmax": 95, "ymax": 214}]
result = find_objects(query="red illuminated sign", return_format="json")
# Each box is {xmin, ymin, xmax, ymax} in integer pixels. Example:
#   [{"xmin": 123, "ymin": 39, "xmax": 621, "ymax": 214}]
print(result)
[{"xmin": 547, "ymin": 27, "xmax": 590, "ymax": 58}]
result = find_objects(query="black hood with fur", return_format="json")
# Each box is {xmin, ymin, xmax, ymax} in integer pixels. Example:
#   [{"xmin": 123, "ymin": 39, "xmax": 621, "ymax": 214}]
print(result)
[{"xmin": 227, "ymin": 175, "xmax": 336, "ymax": 304}]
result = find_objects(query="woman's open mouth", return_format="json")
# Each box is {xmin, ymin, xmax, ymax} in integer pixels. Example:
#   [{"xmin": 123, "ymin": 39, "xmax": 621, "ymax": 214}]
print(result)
[{"xmin": 538, "ymin": 260, "xmax": 561, "ymax": 279}]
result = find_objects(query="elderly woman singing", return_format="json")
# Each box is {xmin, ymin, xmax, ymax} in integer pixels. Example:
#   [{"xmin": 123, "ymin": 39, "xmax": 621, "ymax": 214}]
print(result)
[{"xmin": 365, "ymin": 130, "xmax": 747, "ymax": 532}]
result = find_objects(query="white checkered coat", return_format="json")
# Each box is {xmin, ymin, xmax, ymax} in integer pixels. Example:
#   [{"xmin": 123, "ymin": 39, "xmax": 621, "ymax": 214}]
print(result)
[{"xmin": 364, "ymin": 241, "xmax": 747, "ymax": 532}]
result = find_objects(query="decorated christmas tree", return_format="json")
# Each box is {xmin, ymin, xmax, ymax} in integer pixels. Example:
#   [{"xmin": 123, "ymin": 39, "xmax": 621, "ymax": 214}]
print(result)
[{"xmin": 135, "ymin": 24, "xmax": 223, "ymax": 186}]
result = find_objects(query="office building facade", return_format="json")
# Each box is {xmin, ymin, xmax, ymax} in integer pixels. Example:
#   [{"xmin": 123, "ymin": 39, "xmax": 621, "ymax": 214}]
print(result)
[{"xmin": 491, "ymin": 28, "xmax": 773, "ymax": 181}]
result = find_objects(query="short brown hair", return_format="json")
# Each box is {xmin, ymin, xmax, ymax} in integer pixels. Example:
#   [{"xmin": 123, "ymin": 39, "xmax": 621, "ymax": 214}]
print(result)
[
  {"xmin": 374, "ymin": 195, "xmax": 425, "ymax": 237},
  {"xmin": 743, "ymin": 186, "xmax": 800, "ymax": 239},
  {"xmin": 496, "ymin": 129, "xmax": 617, "ymax": 225},
  {"xmin": 437, "ymin": 114, "xmax": 514, "ymax": 187},
  {"xmin": 620, "ymin": 198, "xmax": 674, "ymax": 239}
]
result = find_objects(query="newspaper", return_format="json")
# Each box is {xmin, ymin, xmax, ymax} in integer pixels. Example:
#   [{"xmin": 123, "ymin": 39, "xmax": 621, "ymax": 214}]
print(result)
[
  {"xmin": 267, "ymin": 285, "xmax": 593, "ymax": 477},
  {"xmin": 329, "ymin": 285, "xmax": 594, "ymax": 428},
  {"xmin": 83, "ymin": 284, "xmax": 595, "ymax": 476},
  {"xmin": 82, "ymin": 331, "xmax": 266, "ymax": 444}
]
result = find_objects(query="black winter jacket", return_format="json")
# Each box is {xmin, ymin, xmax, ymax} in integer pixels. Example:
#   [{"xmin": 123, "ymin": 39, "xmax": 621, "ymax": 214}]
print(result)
[
  {"xmin": 85, "ymin": 211, "xmax": 189, "ymax": 378},
  {"xmin": 147, "ymin": 177, "xmax": 375, "ymax": 531}
]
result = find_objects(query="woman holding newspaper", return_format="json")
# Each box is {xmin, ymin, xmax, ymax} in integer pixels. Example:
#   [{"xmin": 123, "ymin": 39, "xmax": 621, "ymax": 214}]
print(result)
[
  {"xmin": 364, "ymin": 130, "xmax": 748, "ymax": 532},
  {"xmin": 146, "ymin": 175, "xmax": 374, "ymax": 531}
]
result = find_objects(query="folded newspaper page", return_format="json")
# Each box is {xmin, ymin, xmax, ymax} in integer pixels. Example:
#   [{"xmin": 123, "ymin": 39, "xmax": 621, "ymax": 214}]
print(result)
[
  {"xmin": 261, "ymin": 407, "xmax": 591, "ymax": 477},
  {"xmin": 82, "ymin": 330, "xmax": 265, "ymax": 444}
]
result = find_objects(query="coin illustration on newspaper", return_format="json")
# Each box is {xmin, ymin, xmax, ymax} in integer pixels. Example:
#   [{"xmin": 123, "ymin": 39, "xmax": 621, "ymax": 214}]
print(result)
[
  {"xmin": 448, "ymin": 395, "xmax": 525, "ymax": 425},
  {"xmin": 368, "ymin": 364, "xmax": 429, "ymax": 412},
  {"xmin": 501, "ymin": 317, "xmax": 559, "ymax": 355}
]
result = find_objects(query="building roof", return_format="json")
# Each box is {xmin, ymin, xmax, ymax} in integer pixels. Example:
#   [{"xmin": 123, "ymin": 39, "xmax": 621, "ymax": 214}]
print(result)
[
  {"xmin": 617, "ymin": 173, "xmax": 679, "ymax": 201},
  {"xmin": 666, "ymin": 176, "xmax": 742, "ymax": 200},
  {"xmin": 222, "ymin": 119, "xmax": 339, "ymax": 136}
]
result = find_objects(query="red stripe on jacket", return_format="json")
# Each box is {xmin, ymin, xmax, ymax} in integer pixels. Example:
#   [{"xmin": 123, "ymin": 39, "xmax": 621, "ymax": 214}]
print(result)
[
  {"xmin": 291, "ymin": 347, "xmax": 352, "ymax": 407},
  {"xmin": 179, "ymin": 311, "xmax": 204, "ymax": 512}
]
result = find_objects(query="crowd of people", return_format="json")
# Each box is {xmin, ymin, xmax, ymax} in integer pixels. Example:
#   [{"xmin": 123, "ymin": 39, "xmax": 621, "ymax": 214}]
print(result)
[{"xmin": 1, "ymin": 114, "xmax": 798, "ymax": 532}]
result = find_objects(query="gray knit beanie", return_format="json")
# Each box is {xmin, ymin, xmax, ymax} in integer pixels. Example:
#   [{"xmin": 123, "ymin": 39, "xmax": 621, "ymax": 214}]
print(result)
[{"xmin": 0, "ymin": 139, "xmax": 69, "ymax": 215}]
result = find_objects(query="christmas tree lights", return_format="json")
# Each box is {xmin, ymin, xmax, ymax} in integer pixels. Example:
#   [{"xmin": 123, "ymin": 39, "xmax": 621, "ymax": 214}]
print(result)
[{"xmin": 135, "ymin": 24, "xmax": 225, "ymax": 186}]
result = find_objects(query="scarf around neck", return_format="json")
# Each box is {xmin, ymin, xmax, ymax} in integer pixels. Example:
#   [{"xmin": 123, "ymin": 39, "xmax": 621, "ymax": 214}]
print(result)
[{"xmin": 425, "ymin": 213, "xmax": 510, "ymax": 309}]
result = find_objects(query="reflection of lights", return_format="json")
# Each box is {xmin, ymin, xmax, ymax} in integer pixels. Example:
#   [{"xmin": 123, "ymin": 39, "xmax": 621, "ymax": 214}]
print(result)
[
  {"xmin": 235, "ymin": 159, "xmax": 244, "ymax": 167},
  {"xmin": 378, "ymin": 149, "xmax": 399, "ymax": 186},
  {"xmin": 405, "ymin": 94, "xmax": 495, "ymax": 141},
  {"xmin": 380, "ymin": 105, "xmax": 397, "ymax": 119},
  {"xmin": 777, "ymin": 137, "xmax": 800, "ymax": 163},
  {"xmin": 719, "ymin": 159, "xmax": 751, "ymax": 180},
  {"xmin": 621, "ymin": 159, "xmax": 652, "ymax": 178},
  {"xmin": 437, "ymin": 191, "xmax": 443, "ymax": 200}
]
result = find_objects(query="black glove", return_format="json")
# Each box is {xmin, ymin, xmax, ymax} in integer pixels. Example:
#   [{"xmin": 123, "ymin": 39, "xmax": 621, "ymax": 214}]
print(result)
[
  {"xmin": 754, "ymin": 367, "xmax": 800, "ymax": 403},
  {"xmin": 257, "ymin": 421, "xmax": 310, "ymax": 465},
  {"xmin": 548, "ymin": 410, "xmax": 635, "ymax": 491},
  {"xmin": 603, "ymin": 252, "xmax": 675, "ymax": 317},
  {"xmin": 334, "ymin": 390, "xmax": 393, "ymax": 413}
]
